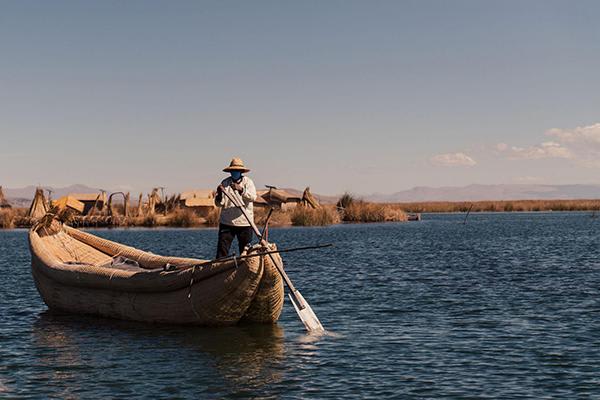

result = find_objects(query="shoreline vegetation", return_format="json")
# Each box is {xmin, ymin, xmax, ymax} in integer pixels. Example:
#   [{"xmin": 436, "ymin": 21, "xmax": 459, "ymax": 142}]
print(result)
[
  {"xmin": 0, "ymin": 192, "xmax": 411, "ymax": 229},
  {"xmin": 2, "ymin": 196, "xmax": 600, "ymax": 230},
  {"xmin": 395, "ymin": 199, "xmax": 600, "ymax": 213}
]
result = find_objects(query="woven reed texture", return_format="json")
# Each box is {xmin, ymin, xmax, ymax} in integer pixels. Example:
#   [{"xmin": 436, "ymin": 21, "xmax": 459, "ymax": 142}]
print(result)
[
  {"xmin": 28, "ymin": 224, "xmax": 278, "ymax": 325},
  {"xmin": 30, "ymin": 229, "xmax": 238, "ymax": 293},
  {"xmin": 242, "ymin": 248, "xmax": 285, "ymax": 323},
  {"xmin": 64, "ymin": 225, "xmax": 203, "ymax": 268}
]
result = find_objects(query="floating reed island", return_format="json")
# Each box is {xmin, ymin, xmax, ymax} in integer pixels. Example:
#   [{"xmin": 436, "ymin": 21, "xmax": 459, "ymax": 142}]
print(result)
[{"xmin": 0, "ymin": 186, "xmax": 411, "ymax": 229}]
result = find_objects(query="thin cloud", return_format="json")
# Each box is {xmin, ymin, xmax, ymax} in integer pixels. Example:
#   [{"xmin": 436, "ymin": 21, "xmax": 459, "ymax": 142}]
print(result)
[
  {"xmin": 497, "ymin": 141, "xmax": 572, "ymax": 160},
  {"xmin": 430, "ymin": 152, "xmax": 477, "ymax": 167},
  {"xmin": 497, "ymin": 122, "xmax": 600, "ymax": 167},
  {"xmin": 546, "ymin": 123, "xmax": 600, "ymax": 144}
]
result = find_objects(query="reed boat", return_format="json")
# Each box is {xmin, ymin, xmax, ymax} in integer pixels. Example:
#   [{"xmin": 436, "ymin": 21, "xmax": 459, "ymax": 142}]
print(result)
[{"xmin": 28, "ymin": 221, "xmax": 284, "ymax": 326}]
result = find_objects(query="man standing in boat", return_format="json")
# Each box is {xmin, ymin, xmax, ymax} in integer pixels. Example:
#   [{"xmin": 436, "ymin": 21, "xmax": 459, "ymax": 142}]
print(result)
[{"xmin": 215, "ymin": 158, "xmax": 257, "ymax": 258}]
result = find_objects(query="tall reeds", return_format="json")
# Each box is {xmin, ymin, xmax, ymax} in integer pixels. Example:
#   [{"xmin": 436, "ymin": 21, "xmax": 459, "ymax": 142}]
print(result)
[
  {"xmin": 290, "ymin": 205, "xmax": 341, "ymax": 226},
  {"xmin": 337, "ymin": 192, "xmax": 408, "ymax": 223},
  {"xmin": 342, "ymin": 200, "xmax": 408, "ymax": 222},
  {"xmin": 205, "ymin": 208, "xmax": 221, "ymax": 227},
  {"xmin": 254, "ymin": 208, "xmax": 292, "ymax": 226},
  {"xmin": 337, "ymin": 192, "xmax": 355, "ymax": 209},
  {"xmin": 395, "ymin": 199, "xmax": 600, "ymax": 213},
  {"xmin": 167, "ymin": 208, "xmax": 203, "ymax": 227},
  {"xmin": 0, "ymin": 209, "xmax": 16, "ymax": 229}
]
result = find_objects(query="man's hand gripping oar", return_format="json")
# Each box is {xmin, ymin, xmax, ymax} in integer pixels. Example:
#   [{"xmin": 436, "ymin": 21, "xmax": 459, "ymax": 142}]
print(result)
[{"xmin": 220, "ymin": 186, "xmax": 325, "ymax": 333}]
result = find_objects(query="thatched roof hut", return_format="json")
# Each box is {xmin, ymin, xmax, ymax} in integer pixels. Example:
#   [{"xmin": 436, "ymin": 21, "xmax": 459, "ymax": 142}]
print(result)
[
  {"xmin": 254, "ymin": 187, "xmax": 320, "ymax": 210},
  {"xmin": 28, "ymin": 188, "xmax": 48, "ymax": 219},
  {"xmin": 179, "ymin": 189, "xmax": 216, "ymax": 216},
  {"xmin": 180, "ymin": 189, "xmax": 215, "ymax": 206},
  {"xmin": 0, "ymin": 186, "xmax": 11, "ymax": 209},
  {"xmin": 255, "ymin": 188, "xmax": 302, "ymax": 210},
  {"xmin": 53, "ymin": 196, "xmax": 85, "ymax": 214},
  {"xmin": 68, "ymin": 192, "xmax": 106, "ymax": 215}
]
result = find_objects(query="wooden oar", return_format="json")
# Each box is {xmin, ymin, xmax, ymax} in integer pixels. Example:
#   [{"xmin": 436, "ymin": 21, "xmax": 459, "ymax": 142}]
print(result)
[{"xmin": 220, "ymin": 187, "xmax": 325, "ymax": 332}]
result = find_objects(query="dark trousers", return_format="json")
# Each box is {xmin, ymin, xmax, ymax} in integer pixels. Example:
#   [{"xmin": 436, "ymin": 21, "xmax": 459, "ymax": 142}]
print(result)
[{"xmin": 216, "ymin": 223, "xmax": 253, "ymax": 258}]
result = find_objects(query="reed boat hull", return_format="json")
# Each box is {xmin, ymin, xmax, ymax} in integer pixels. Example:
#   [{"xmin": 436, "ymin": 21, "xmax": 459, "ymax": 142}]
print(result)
[
  {"xmin": 28, "ymin": 223, "xmax": 284, "ymax": 326},
  {"xmin": 243, "ymin": 246, "xmax": 285, "ymax": 323}
]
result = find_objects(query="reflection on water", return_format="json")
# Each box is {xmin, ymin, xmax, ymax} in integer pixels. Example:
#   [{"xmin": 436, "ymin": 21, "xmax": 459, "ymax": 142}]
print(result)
[
  {"xmin": 31, "ymin": 312, "xmax": 286, "ymax": 398},
  {"xmin": 31, "ymin": 313, "xmax": 86, "ymax": 398}
]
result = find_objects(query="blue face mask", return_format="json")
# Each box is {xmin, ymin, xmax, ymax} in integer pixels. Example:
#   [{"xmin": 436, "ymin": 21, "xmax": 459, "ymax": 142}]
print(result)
[{"xmin": 230, "ymin": 171, "xmax": 242, "ymax": 180}]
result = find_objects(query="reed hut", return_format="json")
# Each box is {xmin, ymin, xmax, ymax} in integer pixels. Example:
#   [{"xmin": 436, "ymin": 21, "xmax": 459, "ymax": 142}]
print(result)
[
  {"xmin": 255, "ymin": 188, "xmax": 302, "ymax": 211},
  {"xmin": 0, "ymin": 186, "xmax": 11, "ymax": 209},
  {"xmin": 53, "ymin": 196, "xmax": 85, "ymax": 214},
  {"xmin": 68, "ymin": 192, "xmax": 107, "ymax": 215},
  {"xmin": 179, "ymin": 189, "xmax": 217, "ymax": 217},
  {"xmin": 28, "ymin": 188, "xmax": 49, "ymax": 219}
]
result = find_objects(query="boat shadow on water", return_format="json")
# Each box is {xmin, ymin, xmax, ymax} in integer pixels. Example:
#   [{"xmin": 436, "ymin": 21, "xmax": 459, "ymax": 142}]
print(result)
[{"xmin": 31, "ymin": 311, "xmax": 287, "ymax": 394}]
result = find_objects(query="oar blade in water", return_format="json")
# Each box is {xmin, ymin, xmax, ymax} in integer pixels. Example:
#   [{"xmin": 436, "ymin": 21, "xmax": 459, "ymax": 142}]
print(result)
[{"xmin": 289, "ymin": 291, "xmax": 324, "ymax": 333}]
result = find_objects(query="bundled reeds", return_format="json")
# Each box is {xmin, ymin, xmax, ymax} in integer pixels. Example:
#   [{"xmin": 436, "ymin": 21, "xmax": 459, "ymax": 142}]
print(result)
[
  {"xmin": 336, "ymin": 192, "xmax": 354, "ymax": 209},
  {"xmin": 290, "ymin": 205, "xmax": 341, "ymax": 226},
  {"xmin": 0, "ymin": 209, "xmax": 16, "ymax": 229},
  {"xmin": 205, "ymin": 208, "xmax": 221, "ymax": 227},
  {"xmin": 167, "ymin": 208, "xmax": 203, "ymax": 227},
  {"xmin": 254, "ymin": 208, "xmax": 291, "ymax": 226},
  {"xmin": 342, "ymin": 200, "xmax": 407, "ymax": 223},
  {"xmin": 141, "ymin": 214, "xmax": 158, "ymax": 227}
]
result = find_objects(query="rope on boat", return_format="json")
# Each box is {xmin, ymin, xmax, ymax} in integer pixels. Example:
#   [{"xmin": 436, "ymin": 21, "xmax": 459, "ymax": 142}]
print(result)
[
  {"xmin": 188, "ymin": 265, "xmax": 202, "ymax": 320},
  {"xmin": 188, "ymin": 265, "xmax": 196, "ymax": 299}
]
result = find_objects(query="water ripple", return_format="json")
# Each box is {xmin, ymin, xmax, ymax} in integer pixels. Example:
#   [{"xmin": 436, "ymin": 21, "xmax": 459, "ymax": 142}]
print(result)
[{"xmin": 1, "ymin": 213, "xmax": 600, "ymax": 398}]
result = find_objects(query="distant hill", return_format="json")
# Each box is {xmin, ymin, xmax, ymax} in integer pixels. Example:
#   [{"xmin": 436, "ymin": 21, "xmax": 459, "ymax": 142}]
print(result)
[
  {"xmin": 3, "ymin": 184, "xmax": 101, "ymax": 207},
  {"xmin": 364, "ymin": 184, "xmax": 600, "ymax": 202}
]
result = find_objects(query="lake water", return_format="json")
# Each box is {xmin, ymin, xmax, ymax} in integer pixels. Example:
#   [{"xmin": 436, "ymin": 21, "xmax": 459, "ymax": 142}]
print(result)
[{"xmin": 1, "ymin": 213, "xmax": 600, "ymax": 398}]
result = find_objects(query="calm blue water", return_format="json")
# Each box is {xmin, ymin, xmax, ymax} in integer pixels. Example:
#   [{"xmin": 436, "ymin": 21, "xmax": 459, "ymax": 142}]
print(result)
[{"xmin": 1, "ymin": 213, "xmax": 600, "ymax": 398}]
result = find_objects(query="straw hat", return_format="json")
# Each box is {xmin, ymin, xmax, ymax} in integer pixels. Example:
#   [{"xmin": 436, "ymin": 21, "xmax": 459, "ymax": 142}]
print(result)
[{"xmin": 223, "ymin": 158, "xmax": 250, "ymax": 173}]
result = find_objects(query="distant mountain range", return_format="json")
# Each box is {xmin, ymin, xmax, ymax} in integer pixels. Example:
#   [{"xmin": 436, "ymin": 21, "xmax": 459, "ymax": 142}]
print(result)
[
  {"xmin": 4, "ymin": 183, "xmax": 600, "ymax": 207},
  {"xmin": 364, "ymin": 184, "xmax": 600, "ymax": 202}
]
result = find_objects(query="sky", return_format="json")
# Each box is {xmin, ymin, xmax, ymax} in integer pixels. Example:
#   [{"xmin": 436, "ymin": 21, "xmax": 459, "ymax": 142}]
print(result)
[{"xmin": 1, "ymin": 0, "xmax": 600, "ymax": 196}]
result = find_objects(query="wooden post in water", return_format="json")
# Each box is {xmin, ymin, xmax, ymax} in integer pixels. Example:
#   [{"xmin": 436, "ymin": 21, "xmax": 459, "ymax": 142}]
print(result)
[{"xmin": 463, "ymin": 203, "xmax": 474, "ymax": 225}]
